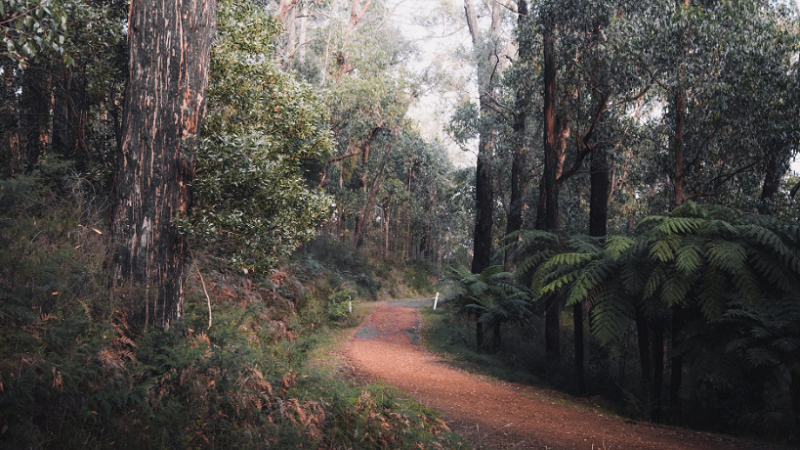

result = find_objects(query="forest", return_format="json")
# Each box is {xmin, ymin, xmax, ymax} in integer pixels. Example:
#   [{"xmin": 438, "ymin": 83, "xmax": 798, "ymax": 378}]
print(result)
[{"xmin": 2, "ymin": 0, "xmax": 800, "ymax": 448}]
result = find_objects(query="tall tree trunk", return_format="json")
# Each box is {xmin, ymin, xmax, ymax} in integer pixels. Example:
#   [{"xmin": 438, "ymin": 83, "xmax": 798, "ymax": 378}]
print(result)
[
  {"xmin": 673, "ymin": 91, "xmax": 686, "ymax": 207},
  {"xmin": 19, "ymin": 62, "xmax": 51, "ymax": 172},
  {"xmin": 110, "ymin": 0, "xmax": 216, "ymax": 330},
  {"xmin": 476, "ymin": 317, "xmax": 484, "ymax": 350},
  {"xmin": 589, "ymin": 146, "xmax": 611, "ymax": 237},
  {"xmin": 573, "ymin": 145, "xmax": 612, "ymax": 395},
  {"xmin": 652, "ymin": 323, "xmax": 665, "ymax": 423},
  {"xmin": 406, "ymin": 162, "xmax": 413, "ymax": 260},
  {"xmin": 505, "ymin": 0, "xmax": 531, "ymax": 270},
  {"xmin": 759, "ymin": 145, "xmax": 786, "ymax": 215},
  {"xmin": 52, "ymin": 64, "xmax": 88, "ymax": 171},
  {"xmin": 384, "ymin": 202, "xmax": 390, "ymax": 257},
  {"xmin": 635, "ymin": 307, "xmax": 652, "ymax": 405},
  {"xmin": 354, "ymin": 135, "xmax": 393, "ymax": 248},
  {"xmin": 668, "ymin": 307, "xmax": 683, "ymax": 424},
  {"xmin": 667, "ymin": 0, "xmax": 690, "ymax": 417},
  {"xmin": 791, "ymin": 370, "xmax": 800, "ymax": 443},
  {"xmin": 464, "ymin": 0, "xmax": 501, "ymax": 275},
  {"xmin": 1, "ymin": 63, "xmax": 20, "ymax": 176},
  {"xmin": 542, "ymin": 14, "xmax": 561, "ymax": 360}
]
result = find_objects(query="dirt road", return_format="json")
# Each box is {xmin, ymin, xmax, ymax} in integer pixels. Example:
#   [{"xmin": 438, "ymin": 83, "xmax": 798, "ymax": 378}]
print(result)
[{"xmin": 345, "ymin": 301, "xmax": 781, "ymax": 450}]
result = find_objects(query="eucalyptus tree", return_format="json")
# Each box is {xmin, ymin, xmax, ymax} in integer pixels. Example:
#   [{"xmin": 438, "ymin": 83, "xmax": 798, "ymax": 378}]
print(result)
[
  {"xmin": 463, "ymin": 0, "xmax": 508, "ymax": 275},
  {"xmin": 109, "ymin": 0, "xmax": 216, "ymax": 329}
]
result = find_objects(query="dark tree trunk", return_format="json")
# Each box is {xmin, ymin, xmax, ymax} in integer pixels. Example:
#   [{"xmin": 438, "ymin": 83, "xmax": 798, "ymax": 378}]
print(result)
[
  {"xmin": 504, "ymin": 0, "xmax": 531, "ymax": 270},
  {"xmin": 792, "ymin": 370, "xmax": 800, "ymax": 443},
  {"xmin": 573, "ymin": 145, "xmax": 612, "ymax": 395},
  {"xmin": 471, "ymin": 137, "xmax": 493, "ymax": 274},
  {"xmin": 668, "ymin": 307, "xmax": 683, "ymax": 424},
  {"xmin": 355, "ymin": 135, "xmax": 393, "ymax": 248},
  {"xmin": 535, "ymin": 177, "xmax": 547, "ymax": 231},
  {"xmin": 589, "ymin": 146, "xmax": 611, "ymax": 237},
  {"xmin": 110, "ymin": 0, "xmax": 216, "ymax": 330},
  {"xmin": 673, "ymin": 91, "xmax": 686, "ymax": 207},
  {"xmin": 635, "ymin": 307, "xmax": 652, "ymax": 400},
  {"xmin": 52, "ymin": 64, "xmax": 89, "ymax": 171},
  {"xmin": 542, "ymin": 15, "xmax": 561, "ymax": 360},
  {"xmin": 19, "ymin": 62, "xmax": 51, "ymax": 172},
  {"xmin": 652, "ymin": 323, "xmax": 665, "ymax": 423},
  {"xmin": 759, "ymin": 147, "xmax": 786, "ymax": 215},
  {"xmin": 464, "ymin": 0, "xmax": 499, "ymax": 275},
  {"xmin": 476, "ymin": 319, "xmax": 484, "ymax": 350},
  {"xmin": 493, "ymin": 322, "xmax": 502, "ymax": 350},
  {"xmin": 1, "ymin": 63, "xmax": 20, "ymax": 176},
  {"xmin": 573, "ymin": 302, "xmax": 585, "ymax": 393}
]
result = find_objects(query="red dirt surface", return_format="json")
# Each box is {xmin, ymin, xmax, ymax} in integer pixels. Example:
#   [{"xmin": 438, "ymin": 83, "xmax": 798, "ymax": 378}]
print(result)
[{"xmin": 345, "ymin": 302, "xmax": 783, "ymax": 450}]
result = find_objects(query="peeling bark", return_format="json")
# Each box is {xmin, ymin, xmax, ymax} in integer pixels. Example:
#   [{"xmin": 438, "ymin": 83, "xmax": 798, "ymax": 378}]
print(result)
[{"xmin": 110, "ymin": 0, "xmax": 216, "ymax": 330}]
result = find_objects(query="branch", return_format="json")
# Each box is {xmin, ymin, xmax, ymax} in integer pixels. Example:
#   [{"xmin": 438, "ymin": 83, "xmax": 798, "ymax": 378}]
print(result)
[
  {"xmin": 558, "ymin": 93, "xmax": 609, "ymax": 182},
  {"xmin": 189, "ymin": 246, "xmax": 213, "ymax": 330},
  {"xmin": 328, "ymin": 149, "xmax": 365, "ymax": 163},
  {"xmin": 0, "ymin": 4, "xmax": 44, "ymax": 27},
  {"xmin": 790, "ymin": 179, "xmax": 800, "ymax": 199},
  {"xmin": 683, "ymin": 191, "xmax": 715, "ymax": 202},
  {"xmin": 348, "ymin": 0, "xmax": 374, "ymax": 30},
  {"xmin": 285, "ymin": 38, "xmax": 316, "ymax": 59},
  {"xmin": 606, "ymin": 84, "xmax": 651, "ymax": 111}
]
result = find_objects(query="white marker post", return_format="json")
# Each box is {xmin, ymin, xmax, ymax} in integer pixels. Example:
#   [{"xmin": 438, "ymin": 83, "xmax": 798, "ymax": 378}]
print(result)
[
  {"xmin": 433, "ymin": 292, "xmax": 439, "ymax": 310},
  {"xmin": 348, "ymin": 297, "xmax": 353, "ymax": 313}
]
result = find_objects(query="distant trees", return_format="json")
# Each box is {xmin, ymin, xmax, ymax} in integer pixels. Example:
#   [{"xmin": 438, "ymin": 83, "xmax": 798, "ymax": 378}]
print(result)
[{"xmin": 441, "ymin": 0, "xmax": 800, "ymax": 440}]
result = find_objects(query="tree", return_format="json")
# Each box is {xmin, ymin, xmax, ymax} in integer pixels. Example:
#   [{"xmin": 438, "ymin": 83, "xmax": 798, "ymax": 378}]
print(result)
[
  {"xmin": 109, "ymin": 0, "xmax": 216, "ymax": 329},
  {"xmin": 464, "ymin": 0, "xmax": 504, "ymax": 275}
]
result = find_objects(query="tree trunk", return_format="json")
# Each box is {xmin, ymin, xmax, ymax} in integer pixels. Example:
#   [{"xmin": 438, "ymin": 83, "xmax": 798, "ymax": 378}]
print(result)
[
  {"xmin": 673, "ymin": 91, "xmax": 686, "ymax": 207},
  {"xmin": 668, "ymin": 307, "xmax": 683, "ymax": 424},
  {"xmin": 542, "ymin": 14, "xmax": 561, "ymax": 360},
  {"xmin": 589, "ymin": 146, "xmax": 611, "ymax": 237},
  {"xmin": 110, "ymin": 0, "xmax": 216, "ymax": 330},
  {"xmin": 476, "ymin": 318, "xmax": 484, "ymax": 350},
  {"xmin": 573, "ymin": 302, "xmax": 585, "ymax": 394},
  {"xmin": 759, "ymin": 146, "xmax": 786, "ymax": 215},
  {"xmin": 791, "ymin": 370, "xmax": 800, "ymax": 443},
  {"xmin": 505, "ymin": 0, "xmax": 531, "ymax": 271},
  {"xmin": 635, "ymin": 307, "xmax": 652, "ymax": 403},
  {"xmin": 1, "ymin": 63, "xmax": 20, "ymax": 176},
  {"xmin": 652, "ymin": 323, "xmax": 665, "ymax": 423},
  {"xmin": 19, "ymin": 62, "xmax": 51, "ymax": 172},
  {"xmin": 354, "ymin": 134, "xmax": 393, "ymax": 248},
  {"xmin": 464, "ymin": 0, "xmax": 501, "ymax": 275}
]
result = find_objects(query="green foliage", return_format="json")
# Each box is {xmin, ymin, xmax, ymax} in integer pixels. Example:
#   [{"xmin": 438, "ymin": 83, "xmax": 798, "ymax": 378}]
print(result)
[
  {"xmin": 516, "ymin": 202, "xmax": 800, "ymax": 435},
  {"xmin": 177, "ymin": 0, "xmax": 335, "ymax": 274},
  {"xmin": 1, "ymin": 0, "xmax": 71, "ymax": 66},
  {"xmin": 326, "ymin": 286, "xmax": 356, "ymax": 321},
  {"xmin": 0, "ymin": 174, "xmax": 467, "ymax": 449},
  {"xmin": 441, "ymin": 265, "xmax": 531, "ymax": 334}
]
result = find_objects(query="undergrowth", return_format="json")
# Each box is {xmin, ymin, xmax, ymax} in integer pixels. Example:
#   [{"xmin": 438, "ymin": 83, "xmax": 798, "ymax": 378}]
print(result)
[{"xmin": 0, "ymin": 172, "xmax": 466, "ymax": 449}]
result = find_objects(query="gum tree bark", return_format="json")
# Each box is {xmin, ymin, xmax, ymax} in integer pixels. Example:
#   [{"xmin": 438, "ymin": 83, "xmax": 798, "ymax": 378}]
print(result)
[{"xmin": 110, "ymin": 0, "xmax": 216, "ymax": 329}]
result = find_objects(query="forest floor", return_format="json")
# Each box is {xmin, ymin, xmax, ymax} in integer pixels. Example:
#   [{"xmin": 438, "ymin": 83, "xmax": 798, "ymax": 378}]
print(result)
[{"xmin": 344, "ymin": 300, "xmax": 785, "ymax": 450}]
